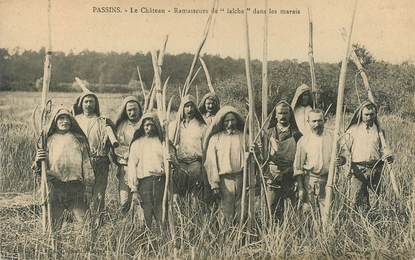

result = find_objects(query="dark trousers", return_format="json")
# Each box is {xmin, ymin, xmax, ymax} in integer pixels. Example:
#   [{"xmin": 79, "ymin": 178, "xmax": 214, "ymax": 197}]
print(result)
[
  {"xmin": 49, "ymin": 180, "xmax": 88, "ymax": 231},
  {"xmin": 350, "ymin": 161, "xmax": 384, "ymax": 213},
  {"xmin": 265, "ymin": 176, "xmax": 297, "ymax": 223},
  {"xmin": 137, "ymin": 175, "xmax": 166, "ymax": 228},
  {"xmin": 91, "ymin": 157, "xmax": 110, "ymax": 214}
]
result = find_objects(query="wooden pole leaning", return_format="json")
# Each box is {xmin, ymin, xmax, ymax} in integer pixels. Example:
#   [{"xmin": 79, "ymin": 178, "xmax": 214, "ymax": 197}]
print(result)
[
  {"xmin": 307, "ymin": 7, "xmax": 319, "ymax": 109},
  {"xmin": 240, "ymin": 0, "xmax": 256, "ymax": 238},
  {"xmin": 322, "ymin": 0, "xmax": 358, "ymax": 226}
]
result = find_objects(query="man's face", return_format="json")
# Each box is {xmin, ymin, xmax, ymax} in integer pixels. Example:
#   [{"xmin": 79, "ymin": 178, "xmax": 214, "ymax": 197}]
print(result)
[
  {"xmin": 82, "ymin": 95, "xmax": 97, "ymax": 115},
  {"xmin": 143, "ymin": 119, "xmax": 156, "ymax": 137},
  {"xmin": 361, "ymin": 106, "xmax": 376, "ymax": 126},
  {"xmin": 223, "ymin": 113, "xmax": 237, "ymax": 134},
  {"xmin": 205, "ymin": 98, "xmax": 216, "ymax": 114},
  {"xmin": 275, "ymin": 105, "xmax": 291, "ymax": 126},
  {"xmin": 183, "ymin": 102, "xmax": 195, "ymax": 119},
  {"xmin": 300, "ymin": 91, "xmax": 311, "ymax": 106},
  {"xmin": 126, "ymin": 101, "xmax": 141, "ymax": 122},
  {"xmin": 308, "ymin": 111, "xmax": 324, "ymax": 135},
  {"xmin": 56, "ymin": 114, "xmax": 71, "ymax": 133}
]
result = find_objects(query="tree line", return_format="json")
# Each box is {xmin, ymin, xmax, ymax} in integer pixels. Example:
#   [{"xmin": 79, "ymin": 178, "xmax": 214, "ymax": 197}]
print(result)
[{"xmin": 0, "ymin": 47, "xmax": 414, "ymax": 116}]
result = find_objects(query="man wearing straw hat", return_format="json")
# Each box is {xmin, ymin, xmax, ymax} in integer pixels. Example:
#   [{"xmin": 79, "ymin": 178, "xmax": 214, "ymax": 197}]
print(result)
[
  {"xmin": 113, "ymin": 96, "xmax": 142, "ymax": 216},
  {"xmin": 343, "ymin": 101, "xmax": 394, "ymax": 213},
  {"xmin": 32, "ymin": 106, "xmax": 95, "ymax": 231},
  {"xmin": 204, "ymin": 106, "xmax": 246, "ymax": 224},
  {"xmin": 72, "ymin": 86, "xmax": 116, "ymax": 222}
]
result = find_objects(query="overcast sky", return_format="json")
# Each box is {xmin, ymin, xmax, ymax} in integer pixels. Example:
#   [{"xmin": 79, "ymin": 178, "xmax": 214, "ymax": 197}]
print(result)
[{"xmin": 0, "ymin": 0, "xmax": 414, "ymax": 63}]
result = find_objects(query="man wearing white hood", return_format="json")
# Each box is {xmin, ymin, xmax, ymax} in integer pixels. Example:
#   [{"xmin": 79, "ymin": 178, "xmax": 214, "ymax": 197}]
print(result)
[{"xmin": 291, "ymin": 84, "xmax": 313, "ymax": 136}]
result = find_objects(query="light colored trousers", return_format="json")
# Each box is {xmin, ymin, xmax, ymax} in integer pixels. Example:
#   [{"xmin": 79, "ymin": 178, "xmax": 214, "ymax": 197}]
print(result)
[
  {"xmin": 219, "ymin": 172, "xmax": 243, "ymax": 224},
  {"xmin": 117, "ymin": 166, "xmax": 132, "ymax": 215},
  {"xmin": 303, "ymin": 173, "xmax": 327, "ymax": 218}
]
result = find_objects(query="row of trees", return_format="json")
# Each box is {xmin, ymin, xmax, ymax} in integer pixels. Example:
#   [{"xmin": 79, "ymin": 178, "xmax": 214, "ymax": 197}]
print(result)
[{"xmin": 0, "ymin": 47, "xmax": 414, "ymax": 116}]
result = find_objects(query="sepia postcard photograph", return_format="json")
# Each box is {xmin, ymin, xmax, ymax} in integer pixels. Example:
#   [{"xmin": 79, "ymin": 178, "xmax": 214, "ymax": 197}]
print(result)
[{"xmin": 0, "ymin": 0, "xmax": 414, "ymax": 258}]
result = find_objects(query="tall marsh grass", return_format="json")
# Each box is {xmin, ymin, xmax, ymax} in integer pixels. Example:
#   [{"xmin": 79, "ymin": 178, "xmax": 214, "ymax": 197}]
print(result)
[{"xmin": 0, "ymin": 92, "xmax": 414, "ymax": 258}]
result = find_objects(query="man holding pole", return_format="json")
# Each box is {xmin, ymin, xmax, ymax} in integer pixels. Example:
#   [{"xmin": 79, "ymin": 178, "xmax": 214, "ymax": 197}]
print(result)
[
  {"xmin": 32, "ymin": 107, "xmax": 95, "ymax": 231},
  {"xmin": 169, "ymin": 95, "xmax": 207, "ymax": 201},
  {"xmin": 294, "ymin": 109, "xmax": 345, "ymax": 217},
  {"xmin": 128, "ymin": 113, "xmax": 175, "ymax": 230},
  {"xmin": 342, "ymin": 101, "xmax": 394, "ymax": 213},
  {"xmin": 72, "ymin": 88, "xmax": 117, "ymax": 221},
  {"xmin": 113, "ymin": 96, "xmax": 142, "ymax": 216},
  {"xmin": 265, "ymin": 100, "xmax": 302, "ymax": 223},
  {"xmin": 204, "ymin": 106, "xmax": 245, "ymax": 224}
]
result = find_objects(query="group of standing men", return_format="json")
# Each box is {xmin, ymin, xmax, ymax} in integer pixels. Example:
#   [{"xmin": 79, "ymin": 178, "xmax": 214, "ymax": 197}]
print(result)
[{"xmin": 32, "ymin": 83, "xmax": 394, "ymax": 232}]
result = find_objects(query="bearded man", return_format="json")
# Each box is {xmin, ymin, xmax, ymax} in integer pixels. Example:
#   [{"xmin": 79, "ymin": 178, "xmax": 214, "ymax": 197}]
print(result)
[
  {"xmin": 113, "ymin": 96, "xmax": 142, "ymax": 215},
  {"xmin": 294, "ymin": 109, "xmax": 345, "ymax": 217},
  {"xmin": 72, "ymin": 90, "xmax": 116, "ymax": 218},
  {"xmin": 32, "ymin": 107, "xmax": 95, "ymax": 231},
  {"xmin": 204, "ymin": 106, "xmax": 245, "ymax": 223}
]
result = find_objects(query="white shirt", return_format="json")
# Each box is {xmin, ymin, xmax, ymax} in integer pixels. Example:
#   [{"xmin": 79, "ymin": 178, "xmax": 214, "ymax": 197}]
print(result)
[
  {"xmin": 114, "ymin": 120, "xmax": 139, "ymax": 163},
  {"xmin": 204, "ymin": 130, "xmax": 245, "ymax": 189},
  {"xmin": 48, "ymin": 133, "xmax": 84, "ymax": 182},
  {"xmin": 346, "ymin": 123, "xmax": 382, "ymax": 162},
  {"xmin": 127, "ymin": 136, "xmax": 165, "ymax": 191},
  {"xmin": 176, "ymin": 119, "xmax": 206, "ymax": 159},
  {"xmin": 294, "ymin": 130, "xmax": 333, "ymax": 176}
]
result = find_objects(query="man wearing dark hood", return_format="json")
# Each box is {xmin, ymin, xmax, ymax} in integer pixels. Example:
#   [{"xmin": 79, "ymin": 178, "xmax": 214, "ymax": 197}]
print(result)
[
  {"xmin": 343, "ymin": 101, "xmax": 394, "ymax": 213},
  {"xmin": 265, "ymin": 100, "xmax": 302, "ymax": 223},
  {"xmin": 33, "ymin": 106, "xmax": 95, "ymax": 231},
  {"xmin": 204, "ymin": 106, "xmax": 245, "ymax": 224},
  {"xmin": 291, "ymin": 84, "xmax": 313, "ymax": 136},
  {"xmin": 72, "ymin": 90, "xmax": 115, "ymax": 218},
  {"xmin": 198, "ymin": 92, "xmax": 220, "ymax": 126},
  {"xmin": 113, "ymin": 96, "xmax": 142, "ymax": 215},
  {"xmin": 169, "ymin": 95, "xmax": 207, "ymax": 200},
  {"xmin": 128, "ymin": 113, "xmax": 174, "ymax": 229}
]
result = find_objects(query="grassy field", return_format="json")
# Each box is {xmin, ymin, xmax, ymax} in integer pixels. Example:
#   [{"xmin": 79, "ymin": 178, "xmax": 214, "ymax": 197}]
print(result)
[{"xmin": 1, "ymin": 91, "xmax": 415, "ymax": 258}]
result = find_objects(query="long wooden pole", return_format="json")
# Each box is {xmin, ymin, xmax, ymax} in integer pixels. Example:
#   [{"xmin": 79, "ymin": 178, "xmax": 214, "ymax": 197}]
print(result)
[
  {"xmin": 261, "ymin": 0, "xmax": 268, "ymax": 126},
  {"xmin": 307, "ymin": 7, "xmax": 319, "ymax": 109},
  {"xmin": 349, "ymin": 49, "xmax": 375, "ymax": 103},
  {"xmin": 38, "ymin": 0, "xmax": 53, "ymax": 239},
  {"xmin": 261, "ymin": 0, "xmax": 273, "ymax": 224},
  {"xmin": 323, "ymin": 0, "xmax": 358, "ymax": 226},
  {"xmin": 182, "ymin": 0, "xmax": 217, "ymax": 97},
  {"xmin": 240, "ymin": 0, "xmax": 256, "ymax": 233},
  {"xmin": 199, "ymin": 57, "xmax": 215, "ymax": 93}
]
